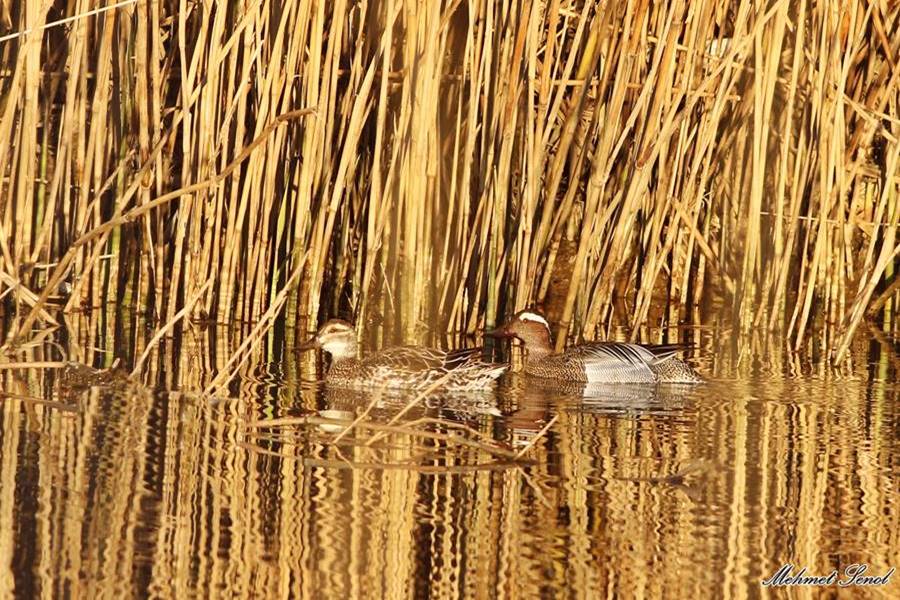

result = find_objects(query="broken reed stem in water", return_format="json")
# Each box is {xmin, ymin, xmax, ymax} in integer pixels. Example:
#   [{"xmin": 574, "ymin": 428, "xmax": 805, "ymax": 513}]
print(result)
[
  {"xmin": 0, "ymin": 361, "xmax": 69, "ymax": 370},
  {"xmin": 131, "ymin": 278, "xmax": 213, "ymax": 376},
  {"xmin": 204, "ymin": 255, "xmax": 307, "ymax": 395},
  {"xmin": 515, "ymin": 414, "xmax": 560, "ymax": 459},
  {"xmin": 1, "ymin": 0, "xmax": 898, "ymax": 366},
  {"xmin": 0, "ymin": 391, "xmax": 79, "ymax": 413},
  {"xmin": 330, "ymin": 387, "xmax": 384, "ymax": 444},
  {"xmin": 244, "ymin": 413, "xmax": 521, "ymax": 461},
  {"xmin": 237, "ymin": 440, "xmax": 523, "ymax": 473}
]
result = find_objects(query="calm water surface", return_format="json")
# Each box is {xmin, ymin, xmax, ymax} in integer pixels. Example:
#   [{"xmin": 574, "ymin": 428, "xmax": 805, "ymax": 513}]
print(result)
[{"xmin": 1, "ymin": 329, "xmax": 898, "ymax": 598}]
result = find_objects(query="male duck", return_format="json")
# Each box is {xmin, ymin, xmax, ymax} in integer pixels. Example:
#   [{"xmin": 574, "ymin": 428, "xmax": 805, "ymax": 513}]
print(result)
[
  {"xmin": 300, "ymin": 319, "xmax": 507, "ymax": 391},
  {"xmin": 487, "ymin": 310, "xmax": 700, "ymax": 384}
]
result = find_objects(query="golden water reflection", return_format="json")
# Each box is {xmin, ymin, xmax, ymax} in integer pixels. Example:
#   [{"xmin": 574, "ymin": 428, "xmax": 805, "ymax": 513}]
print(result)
[{"xmin": 0, "ymin": 336, "xmax": 898, "ymax": 598}]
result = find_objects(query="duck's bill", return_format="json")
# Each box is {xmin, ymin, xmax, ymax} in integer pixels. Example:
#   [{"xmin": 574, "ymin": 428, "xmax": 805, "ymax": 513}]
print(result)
[{"xmin": 297, "ymin": 336, "xmax": 320, "ymax": 351}]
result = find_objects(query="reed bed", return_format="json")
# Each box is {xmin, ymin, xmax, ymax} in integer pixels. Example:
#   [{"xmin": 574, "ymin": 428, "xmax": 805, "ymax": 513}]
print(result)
[{"xmin": 0, "ymin": 0, "xmax": 898, "ymax": 363}]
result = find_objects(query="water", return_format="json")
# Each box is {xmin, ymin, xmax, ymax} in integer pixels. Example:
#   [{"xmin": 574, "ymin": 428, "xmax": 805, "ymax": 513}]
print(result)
[{"xmin": 0, "ymin": 330, "xmax": 898, "ymax": 598}]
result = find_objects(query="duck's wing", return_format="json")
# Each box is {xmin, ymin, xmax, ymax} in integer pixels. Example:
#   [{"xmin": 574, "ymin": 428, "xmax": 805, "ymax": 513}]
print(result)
[
  {"xmin": 561, "ymin": 342, "xmax": 660, "ymax": 383},
  {"xmin": 365, "ymin": 346, "xmax": 448, "ymax": 372},
  {"xmin": 360, "ymin": 346, "xmax": 506, "ymax": 388},
  {"xmin": 442, "ymin": 347, "xmax": 489, "ymax": 368},
  {"xmin": 639, "ymin": 344, "xmax": 692, "ymax": 363},
  {"xmin": 444, "ymin": 347, "xmax": 508, "ymax": 382}
]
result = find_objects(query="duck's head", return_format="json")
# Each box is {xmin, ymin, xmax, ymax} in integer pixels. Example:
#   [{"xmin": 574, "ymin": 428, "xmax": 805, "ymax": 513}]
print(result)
[
  {"xmin": 299, "ymin": 319, "xmax": 358, "ymax": 359},
  {"xmin": 486, "ymin": 310, "xmax": 553, "ymax": 350}
]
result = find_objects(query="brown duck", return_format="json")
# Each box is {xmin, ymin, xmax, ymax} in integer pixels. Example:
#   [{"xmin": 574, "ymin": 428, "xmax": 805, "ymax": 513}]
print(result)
[{"xmin": 299, "ymin": 319, "xmax": 507, "ymax": 391}]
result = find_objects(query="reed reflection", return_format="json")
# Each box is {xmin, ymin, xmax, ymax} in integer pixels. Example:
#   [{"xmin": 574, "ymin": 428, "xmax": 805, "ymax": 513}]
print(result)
[{"xmin": 0, "ymin": 324, "xmax": 896, "ymax": 598}]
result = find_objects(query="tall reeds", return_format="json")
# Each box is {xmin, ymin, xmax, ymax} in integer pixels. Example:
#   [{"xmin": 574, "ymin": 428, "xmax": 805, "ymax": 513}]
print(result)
[{"xmin": 0, "ymin": 0, "xmax": 897, "ymax": 359}]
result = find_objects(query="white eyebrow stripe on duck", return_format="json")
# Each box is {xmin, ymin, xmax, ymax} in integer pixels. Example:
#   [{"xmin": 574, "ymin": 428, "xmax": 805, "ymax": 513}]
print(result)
[{"xmin": 518, "ymin": 312, "xmax": 550, "ymax": 327}]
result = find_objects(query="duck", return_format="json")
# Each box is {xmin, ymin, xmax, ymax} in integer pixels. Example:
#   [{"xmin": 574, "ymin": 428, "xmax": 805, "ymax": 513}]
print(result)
[
  {"xmin": 486, "ymin": 310, "xmax": 701, "ymax": 384},
  {"xmin": 299, "ymin": 319, "xmax": 507, "ymax": 391}
]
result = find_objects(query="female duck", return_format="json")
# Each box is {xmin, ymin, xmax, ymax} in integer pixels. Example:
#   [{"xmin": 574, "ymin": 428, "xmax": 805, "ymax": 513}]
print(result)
[
  {"xmin": 487, "ymin": 310, "xmax": 700, "ymax": 384},
  {"xmin": 300, "ymin": 319, "xmax": 507, "ymax": 391}
]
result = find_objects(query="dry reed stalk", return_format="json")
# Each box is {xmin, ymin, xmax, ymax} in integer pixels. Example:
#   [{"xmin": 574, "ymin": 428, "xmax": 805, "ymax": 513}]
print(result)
[
  {"xmin": 239, "ymin": 439, "xmax": 524, "ymax": 472},
  {"xmin": 203, "ymin": 255, "xmax": 305, "ymax": 395},
  {"xmin": 130, "ymin": 277, "xmax": 212, "ymax": 375},
  {"xmin": 245, "ymin": 412, "xmax": 520, "ymax": 461},
  {"xmin": 514, "ymin": 413, "xmax": 559, "ymax": 459},
  {"xmin": 0, "ymin": 0, "xmax": 897, "ymax": 363},
  {"xmin": 330, "ymin": 387, "xmax": 384, "ymax": 444},
  {"xmin": 0, "ymin": 361, "xmax": 67, "ymax": 369},
  {"xmin": 0, "ymin": 390, "xmax": 79, "ymax": 412}
]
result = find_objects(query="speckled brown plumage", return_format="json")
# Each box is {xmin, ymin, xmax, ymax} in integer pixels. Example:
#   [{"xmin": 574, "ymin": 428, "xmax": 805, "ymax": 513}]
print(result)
[{"xmin": 300, "ymin": 320, "xmax": 507, "ymax": 391}]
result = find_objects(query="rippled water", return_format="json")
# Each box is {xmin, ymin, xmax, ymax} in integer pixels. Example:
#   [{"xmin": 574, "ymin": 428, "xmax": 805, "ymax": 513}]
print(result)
[{"xmin": 1, "ymin": 330, "xmax": 898, "ymax": 598}]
